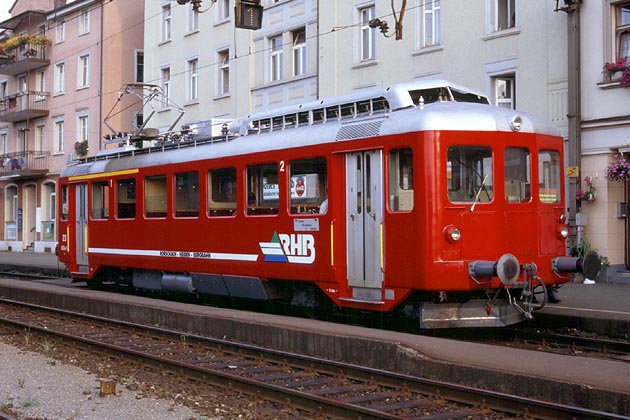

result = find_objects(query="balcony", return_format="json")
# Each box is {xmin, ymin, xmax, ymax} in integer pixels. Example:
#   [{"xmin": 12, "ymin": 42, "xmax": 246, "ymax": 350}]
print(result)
[
  {"xmin": 0, "ymin": 150, "xmax": 49, "ymax": 180},
  {"xmin": 0, "ymin": 43, "xmax": 50, "ymax": 76},
  {"xmin": 0, "ymin": 90, "xmax": 50, "ymax": 123}
]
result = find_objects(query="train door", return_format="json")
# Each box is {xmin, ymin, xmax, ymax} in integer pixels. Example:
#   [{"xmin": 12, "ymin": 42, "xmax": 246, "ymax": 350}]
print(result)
[
  {"xmin": 75, "ymin": 183, "xmax": 89, "ymax": 270},
  {"xmin": 346, "ymin": 150, "xmax": 383, "ymax": 291}
]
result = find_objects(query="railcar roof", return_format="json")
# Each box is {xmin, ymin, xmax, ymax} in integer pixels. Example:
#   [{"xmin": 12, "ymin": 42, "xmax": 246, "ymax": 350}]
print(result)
[{"xmin": 61, "ymin": 81, "xmax": 559, "ymax": 179}]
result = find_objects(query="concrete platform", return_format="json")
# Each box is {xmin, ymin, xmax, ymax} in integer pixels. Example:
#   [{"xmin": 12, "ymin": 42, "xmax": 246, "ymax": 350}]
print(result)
[{"xmin": 0, "ymin": 252, "xmax": 629, "ymax": 415}]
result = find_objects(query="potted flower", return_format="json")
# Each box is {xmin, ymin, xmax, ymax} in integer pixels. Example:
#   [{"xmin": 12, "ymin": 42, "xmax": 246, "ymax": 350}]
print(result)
[
  {"xmin": 74, "ymin": 140, "xmax": 89, "ymax": 156},
  {"xmin": 604, "ymin": 154, "xmax": 630, "ymax": 182},
  {"xmin": 603, "ymin": 58, "xmax": 630, "ymax": 86},
  {"xmin": 576, "ymin": 176, "xmax": 596, "ymax": 203}
]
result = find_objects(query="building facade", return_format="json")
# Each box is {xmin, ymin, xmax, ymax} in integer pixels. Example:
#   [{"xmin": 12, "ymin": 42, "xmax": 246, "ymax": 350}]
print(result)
[
  {"xmin": 0, "ymin": 0, "xmax": 143, "ymax": 252},
  {"xmin": 578, "ymin": 0, "xmax": 630, "ymax": 274}
]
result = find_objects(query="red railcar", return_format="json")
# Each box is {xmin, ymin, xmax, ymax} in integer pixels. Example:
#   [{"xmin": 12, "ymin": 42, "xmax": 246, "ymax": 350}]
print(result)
[{"xmin": 56, "ymin": 81, "xmax": 598, "ymax": 328}]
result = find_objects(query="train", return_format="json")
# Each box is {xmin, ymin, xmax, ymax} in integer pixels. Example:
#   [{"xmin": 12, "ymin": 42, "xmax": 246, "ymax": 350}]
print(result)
[{"xmin": 56, "ymin": 80, "xmax": 600, "ymax": 328}]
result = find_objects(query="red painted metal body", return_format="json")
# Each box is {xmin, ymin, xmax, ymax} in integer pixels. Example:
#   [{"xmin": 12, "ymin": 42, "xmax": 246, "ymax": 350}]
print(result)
[{"xmin": 56, "ymin": 82, "xmax": 570, "ymax": 326}]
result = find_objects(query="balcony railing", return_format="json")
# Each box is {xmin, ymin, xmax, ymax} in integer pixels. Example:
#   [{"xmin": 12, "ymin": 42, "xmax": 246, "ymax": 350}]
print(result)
[
  {"xmin": 0, "ymin": 90, "xmax": 50, "ymax": 123},
  {"xmin": 0, "ymin": 150, "xmax": 49, "ymax": 180},
  {"xmin": 0, "ymin": 44, "xmax": 50, "ymax": 76}
]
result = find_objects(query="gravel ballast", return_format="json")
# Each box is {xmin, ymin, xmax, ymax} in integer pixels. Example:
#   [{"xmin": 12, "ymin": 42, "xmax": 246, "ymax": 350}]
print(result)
[{"xmin": 0, "ymin": 342, "xmax": 208, "ymax": 420}]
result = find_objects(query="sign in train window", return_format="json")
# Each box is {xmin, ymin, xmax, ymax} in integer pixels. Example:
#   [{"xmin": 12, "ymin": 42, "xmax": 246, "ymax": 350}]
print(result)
[
  {"xmin": 247, "ymin": 163, "xmax": 279, "ymax": 215},
  {"xmin": 539, "ymin": 150, "xmax": 560, "ymax": 203}
]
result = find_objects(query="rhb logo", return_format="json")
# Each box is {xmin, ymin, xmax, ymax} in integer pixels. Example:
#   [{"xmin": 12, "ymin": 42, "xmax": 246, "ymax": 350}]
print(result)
[{"xmin": 259, "ymin": 231, "xmax": 315, "ymax": 264}]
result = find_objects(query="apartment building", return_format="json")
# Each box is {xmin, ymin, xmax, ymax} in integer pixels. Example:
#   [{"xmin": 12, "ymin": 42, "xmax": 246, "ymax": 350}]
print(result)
[
  {"xmin": 145, "ymin": 1, "xmax": 568, "ymax": 137},
  {"xmin": 577, "ymin": 1, "xmax": 630, "ymax": 276},
  {"xmin": 0, "ymin": 0, "xmax": 143, "ymax": 253}
]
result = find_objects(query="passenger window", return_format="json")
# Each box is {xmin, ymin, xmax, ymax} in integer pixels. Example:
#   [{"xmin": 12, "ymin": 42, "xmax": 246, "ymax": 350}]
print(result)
[
  {"xmin": 289, "ymin": 157, "xmax": 327, "ymax": 214},
  {"xmin": 91, "ymin": 181, "xmax": 110, "ymax": 219},
  {"xmin": 447, "ymin": 146, "xmax": 493, "ymax": 203},
  {"xmin": 174, "ymin": 171, "xmax": 199, "ymax": 217},
  {"xmin": 247, "ymin": 163, "xmax": 279, "ymax": 215},
  {"xmin": 116, "ymin": 178, "xmax": 136, "ymax": 219},
  {"xmin": 388, "ymin": 148, "xmax": 414, "ymax": 211},
  {"xmin": 539, "ymin": 150, "xmax": 560, "ymax": 203},
  {"xmin": 208, "ymin": 167, "xmax": 237, "ymax": 217},
  {"xmin": 61, "ymin": 185, "xmax": 68, "ymax": 221},
  {"xmin": 504, "ymin": 147, "xmax": 531, "ymax": 203},
  {"xmin": 145, "ymin": 175, "xmax": 167, "ymax": 218}
]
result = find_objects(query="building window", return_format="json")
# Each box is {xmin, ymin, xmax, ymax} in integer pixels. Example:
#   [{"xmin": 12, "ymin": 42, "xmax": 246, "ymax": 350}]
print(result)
[
  {"xmin": 36, "ymin": 125, "xmax": 45, "ymax": 153},
  {"xmin": 42, "ymin": 182, "xmax": 56, "ymax": 241},
  {"xmin": 490, "ymin": 0, "xmax": 516, "ymax": 32},
  {"xmin": 359, "ymin": 5, "xmax": 376, "ymax": 60},
  {"xmin": 494, "ymin": 76, "xmax": 515, "ymax": 109},
  {"xmin": 0, "ymin": 132, "xmax": 7, "ymax": 155},
  {"xmin": 55, "ymin": 62, "xmax": 65, "ymax": 94},
  {"xmin": 220, "ymin": 0, "xmax": 230, "ymax": 20},
  {"xmin": 188, "ymin": 6, "xmax": 199, "ymax": 32},
  {"xmin": 270, "ymin": 35, "xmax": 283, "ymax": 81},
  {"xmin": 292, "ymin": 28, "xmax": 306, "ymax": 76},
  {"xmin": 423, "ymin": 0, "xmax": 441, "ymax": 47},
  {"xmin": 79, "ymin": 8, "xmax": 90, "ymax": 34},
  {"xmin": 78, "ymin": 54, "xmax": 89, "ymax": 88},
  {"xmin": 77, "ymin": 115, "xmax": 88, "ymax": 143},
  {"xmin": 218, "ymin": 49, "xmax": 230, "ymax": 95},
  {"xmin": 188, "ymin": 58, "xmax": 198, "ymax": 101},
  {"xmin": 616, "ymin": 2, "xmax": 630, "ymax": 64},
  {"xmin": 0, "ymin": 81, "xmax": 6, "ymax": 98},
  {"xmin": 162, "ymin": 4, "xmax": 172, "ymax": 42},
  {"xmin": 135, "ymin": 51, "xmax": 144, "ymax": 83},
  {"xmin": 36, "ymin": 70, "xmax": 46, "ymax": 101},
  {"xmin": 56, "ymin": 20, "xmax": 65, "ymax": 43},
  {"xmin": 161, "ymin": 67, "xmax": 171, "ymax": 107},
  {"xmin": 54, "ymin": 119, "xmax": 64, "ymax": 153}
]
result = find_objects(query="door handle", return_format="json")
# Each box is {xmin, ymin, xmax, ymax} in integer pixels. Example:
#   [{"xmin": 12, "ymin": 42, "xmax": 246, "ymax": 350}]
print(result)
[
  {"xmin": 369, "ymin": 212, "xmax": 376, "ymax": 220},
  {"xmin": 350, "ymin": 213, "xmax": 355, "ymax": 221}
]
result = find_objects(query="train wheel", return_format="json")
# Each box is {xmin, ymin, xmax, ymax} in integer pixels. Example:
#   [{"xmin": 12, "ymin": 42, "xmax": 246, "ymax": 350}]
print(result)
[{"xmin": 528, "ymin": 277, "xmax": 547, "ymax": 311}]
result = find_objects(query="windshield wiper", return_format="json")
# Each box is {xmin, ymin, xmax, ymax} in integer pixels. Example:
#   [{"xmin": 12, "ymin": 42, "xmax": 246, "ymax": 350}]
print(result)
[{"xmin": 470, "ymin": 174, "xmax": 488, "ymax": 212}]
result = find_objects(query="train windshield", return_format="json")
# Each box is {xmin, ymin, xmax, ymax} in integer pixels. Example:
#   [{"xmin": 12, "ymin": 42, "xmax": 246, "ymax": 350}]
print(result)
[
  {"xmin": 504, "ymin": 147, "xmax": 531, "ymax": 203},
  {"xmin": 409, "ymin": 87, "xmax": 489, "ymax": 105},
  {"xmin": 538, "ymin": 150, "xmax": 561, "ymax": 203},
  {"xmin": 447, "ymin": 146, "xmax": 493, "ymax": 203}
]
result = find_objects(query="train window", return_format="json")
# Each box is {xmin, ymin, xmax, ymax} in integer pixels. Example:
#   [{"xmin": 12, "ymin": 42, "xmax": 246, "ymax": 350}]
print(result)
[
  {"xmin": 388, "ymin": 148, "xmax": 414, "ymax": 211},
  {"xmin": 312, "ymin": 108, "xmax": 325, "ymax": 123},
  {"xmin": 289, "ymin": 157, "xmax": 328, "ymax": 214},
  {"xmin": 539, "ymin": 150, "xmax": 560, "ymax": 204},
  {"xmin": 116, "ymin": 178, "xmax": 136, "ymax": 219},
  {"xmin": 284, "ymin": 114, "xmax": 297, "ymax": 128},
  {"xmin": 144, "ymin": 175, "xmax": 167, "ymax": 218},
  {"xmin": 326, "ymin": 105, "xmax": 339, "ymax": 120},
  {"xmin": 272, "ymin": 116, "xmax": 283, "ymax": 130},
  {"xmin": 298, "ymin": 111, "xmax": 309, "ymax": 126},
  {"xmin": 247, "ymin": 163, "xmax": 279, "ymax": 215},
  {"xmin": 61, "ymin": 185, "xmax": 68, "ymax": 221},
  {"xmin": 174, "ymin": 171, "xmax": 199, "ymax": 217},
  {"xmin": 340, "ymin": 103, "xmax": 355, "ymax": 118},
  {"xmin": 91, "ymin": 181, "xmax": 110, "ymax": 219},
  {"xmin": 208, "ymin": 167, "xmax": 237, "ymax": 216},
  {"xmin": 504, "ymin": 147, "xmax": 531, "ymax": 203},
  {"xmin": 447, "ymin": 146, "xmax": 493, "ymax": 203},
  {"xmin": 372, "ymin": 97, "xmax": 389, "ymax": 113}
]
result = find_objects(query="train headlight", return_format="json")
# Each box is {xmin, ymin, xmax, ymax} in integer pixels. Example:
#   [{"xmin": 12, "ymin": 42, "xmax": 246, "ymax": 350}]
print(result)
[
  {"xmin": 558, "ymin": 225, "xmax": 569, "ymax": 239},
  {"xmin": 444, "ymin": 225, "xmax": 461, "ymax": 243}
]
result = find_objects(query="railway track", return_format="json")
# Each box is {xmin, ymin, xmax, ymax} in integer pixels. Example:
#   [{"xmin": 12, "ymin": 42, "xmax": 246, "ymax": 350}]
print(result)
[
  {"xmin": 0, "ymin": 299, "xmax": 623, "ymax": 420},
  {"xmin": 433, "ymin": 325, "xmax": 630, "ymax": 362}
]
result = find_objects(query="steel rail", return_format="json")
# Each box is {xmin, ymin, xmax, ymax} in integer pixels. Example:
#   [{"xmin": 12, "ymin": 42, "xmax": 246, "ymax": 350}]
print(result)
[{"xmin": 0, "ymin": 298, "xmax": 626, "ymax": 420}]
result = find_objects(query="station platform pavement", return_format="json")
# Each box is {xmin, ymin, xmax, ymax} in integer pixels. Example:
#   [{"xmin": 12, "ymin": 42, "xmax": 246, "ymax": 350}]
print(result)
[{"xmin": 0, "ymin": 251, "xmax": 629, "ymax": 414}]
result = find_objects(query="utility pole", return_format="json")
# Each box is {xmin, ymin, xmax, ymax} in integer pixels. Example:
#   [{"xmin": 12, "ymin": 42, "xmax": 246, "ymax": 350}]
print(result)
[{"xmin": 556, "ymin": 0, "xmax": 582, "ymax": 250}]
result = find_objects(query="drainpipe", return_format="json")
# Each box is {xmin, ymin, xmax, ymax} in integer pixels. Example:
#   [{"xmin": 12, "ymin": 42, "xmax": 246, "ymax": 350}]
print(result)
[{"xmin": 557, "ymin": 0, "xmax": 582, "ymax": 251}]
